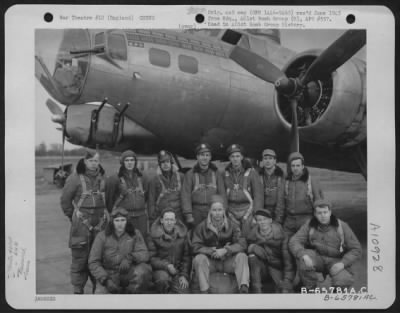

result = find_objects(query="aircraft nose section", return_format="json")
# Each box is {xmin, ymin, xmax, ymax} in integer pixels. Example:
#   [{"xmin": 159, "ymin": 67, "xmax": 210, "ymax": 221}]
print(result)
[{"xmin": 35, "ymin": 29, "xmax": 91, "ymax": 104}]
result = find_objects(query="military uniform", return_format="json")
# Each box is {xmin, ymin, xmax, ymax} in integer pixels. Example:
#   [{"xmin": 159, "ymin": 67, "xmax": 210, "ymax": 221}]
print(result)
[
  {"xmin": 89, "ymin": 208, "xmax": 151, "ymax": 294},
  {"xmin": 276, "ymin": 153, "xmax": 325, "ymax": 284},
  {"xmin": 191, "ymin": 210, "xmax": 249, "ymax": 293},
  {"xmin": 105, "ymin": 151, "xmax": 149, "ymax": 237},
  {"xmin": 181, "ymin": 144, "xmax": 226, "ymax": 226},
  {"xmin": 259, "ymin": 165, "xmax": 285, "ymax": 223},
  {"xmin": 224, "ymin": 145, "xmax": 264, "ymax": 237},
  {"xmin": 246, "ymin": 210, "xmax": 293, "ymax": 293},
  {"xmin": 148, "ymin": 152, "xmax": 184, "ymax": 225},
  {"xmin": 147, "ymin": 217, "xmax": 191, "ymax": 293},
  {"xmin": 60, "ymin": 161, "xmax": 108, "ymax": 294},
  {"xmin": 277, "ymin": 167, "xmax": 324, "ymax": 232},
  {"xmin": 289, "ymin": 215, "xmax": 362, "ymax": 289}
]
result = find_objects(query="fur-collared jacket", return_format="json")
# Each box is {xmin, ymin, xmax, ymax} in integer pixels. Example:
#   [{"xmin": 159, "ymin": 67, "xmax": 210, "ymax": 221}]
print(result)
[
  {"xmin": 289, "ymin": 215, "xmax": 362, "ymax": 267},
  {"xmin": 191, "ymin": 213, "xmax": 246, "ymax": 256},
  {"xmin": 147, "ymin": 218, "xmax": 190, "ymax": 279},
  {"xmin": 275, "ymin": 168, "xmax": 324, "ymax": 224},
  {"xmin": 181, "ymin": 162, "xmax": 227, "ymax": 219},
  {"xmin": 259, "ymin": 166, "xmax": 285, "ymax": 221},
  {"xmin": 105, "ymin": 168, "xmax": 149, "ymax": 215},
  {"xmin": 148, "ymin": 165, "xmax": 184, "ymax": 225},
  {"xmin": 246, "ymin": 221, "xmax": 294, "ymax": 279},
  {"xmin": 60, "ymin": 162, "xmax": 106, "ymax": 218},
  {"xmin": 88, "ymin": 229, "xmax": 149, "ymax": 282},
  {"xmin": 224, "ymin": 161, "xmax": 264, "ymax": 220}
]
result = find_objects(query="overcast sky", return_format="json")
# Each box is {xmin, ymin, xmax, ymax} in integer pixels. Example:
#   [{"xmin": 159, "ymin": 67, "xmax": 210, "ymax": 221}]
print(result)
[{"xmin": 35, "ymin": 29, "xmax": 366, "ymax": 148}]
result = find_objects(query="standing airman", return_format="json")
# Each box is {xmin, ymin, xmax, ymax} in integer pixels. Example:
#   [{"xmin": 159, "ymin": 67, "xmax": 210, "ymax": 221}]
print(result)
[
  {"xmin": 105, "ymin": 150, "xmax": 149, "ymax": 237},
  {"xmin": 259, "ymin": 149, "xmax": 285, "ymax": 223},
  {"xmin": 278, "ymin": 152, "xmax": 324, "ymax": 239},
  {"xmin": 60, "ymin": 150, "xmax": 108, "ymax": 294},
  {"xmin": 181, "ymin": 143, "xmax": 226, "ymax": 227},
  {"xmin": 148, "ymin": 150, "xmax": 184, "ymax": 225},
  {"xmin": 224, "ymin": 144, "xmax": 263, "ymax": 236}
]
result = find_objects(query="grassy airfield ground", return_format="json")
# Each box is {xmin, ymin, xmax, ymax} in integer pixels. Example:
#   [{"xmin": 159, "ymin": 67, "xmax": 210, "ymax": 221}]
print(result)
[{"xmin": 35, "ymin": 156, "xmax": 367, "ymax": 294}]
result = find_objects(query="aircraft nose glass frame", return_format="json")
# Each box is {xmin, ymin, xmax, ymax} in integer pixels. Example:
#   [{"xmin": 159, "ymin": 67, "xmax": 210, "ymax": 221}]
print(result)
[{"xmin": 53, "ymin": 29, "xmax": 91, "ymax": 102}]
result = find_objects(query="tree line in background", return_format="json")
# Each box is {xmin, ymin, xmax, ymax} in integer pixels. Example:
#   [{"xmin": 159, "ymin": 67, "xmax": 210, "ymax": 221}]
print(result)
[{"xmin": 35, "ymin": 142, "xmax": 117, "ymax": 157}]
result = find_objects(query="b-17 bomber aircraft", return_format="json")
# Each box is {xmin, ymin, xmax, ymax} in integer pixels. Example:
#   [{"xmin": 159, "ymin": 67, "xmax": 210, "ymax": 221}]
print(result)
[{"xmin": 35, "ymin": 28, "xmax": 367, "ymax": 179}]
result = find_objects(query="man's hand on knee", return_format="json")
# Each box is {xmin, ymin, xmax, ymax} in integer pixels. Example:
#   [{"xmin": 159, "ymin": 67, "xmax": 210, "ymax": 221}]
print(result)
[
  {"xmin": 105, "ymin": 279, "xmax": 119, "ymax": 293},
  {"xmin": 329, "ymin": 262, "xmax": 344, "ymax": 276},
  {"xmin": 178, "ymin": 276, "xmax": 189, "ymax": 289},
  {"xmin": 211, "ymin": 248, "xmax": 227, "ymax": 259},
  {"xmin": 167, "ymin": 264, "xmax": 178, "ymax": 276},
  {"xmin": 119, "ymin": 258, "xmax": 131, "ymax": 274},
  {"xmin": 302, "ymin": 255, "xmax": 314, "ymax": 270}
]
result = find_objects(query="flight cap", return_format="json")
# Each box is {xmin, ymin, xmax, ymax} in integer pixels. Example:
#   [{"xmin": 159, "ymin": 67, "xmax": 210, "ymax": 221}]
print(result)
[
  {"xmin": 195, "ymin": 143, "xmax": 212, "ymax": 155},
  {"xmin": 84, "ymin": 149, "xmax": 98, "ymax": 159},
  {"xmin": 227, "ymin": 144, "xmax": 243, "ymax": 156},
  {"xmin": 288, "ymin": 152, "xmax": 304, "ymax": 164},
  {"xmin": 120, "ymin": 150, "xmax": 136, "ymax": 164},
  {"xmin": 254, "ymin": 209, "xmax": 272, "ymax": 218},
  {"xmin": 262, "ymin": 149, "xmax": 277, "ymax": 158},
  {"xmin": 111, "ymin": 207, "xmax": 129, "ymax": 218},
  {"xmin": 158, "ymin": 150, "xmax": 172, "ymax": 163}
]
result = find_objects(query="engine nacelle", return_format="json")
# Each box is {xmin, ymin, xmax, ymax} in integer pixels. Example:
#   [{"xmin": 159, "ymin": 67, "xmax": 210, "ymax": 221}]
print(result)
[
  {"xmin": 65, "ymin": 103, "xmax": 160, "ymax": 152},
  {"xmin": 275, "ymin": 50, "xmax": 366, "ymax": 148}
]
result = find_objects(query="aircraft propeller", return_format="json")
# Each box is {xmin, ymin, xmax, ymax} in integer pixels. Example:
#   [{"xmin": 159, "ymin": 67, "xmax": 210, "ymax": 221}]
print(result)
[
  {"xmin": 228, "ymin": 29, "xmax": 366, "ymax": 153},
  {"xmin": 46, "ymin": 99, "xmax": 69, "ymax": 187}
]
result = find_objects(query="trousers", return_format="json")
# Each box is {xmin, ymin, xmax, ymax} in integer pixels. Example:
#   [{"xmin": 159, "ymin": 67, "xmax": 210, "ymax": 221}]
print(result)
[
  {"xmin": 153, "ymin": 270, "xmax": 190, "ymax": 294},
  {"xmin": 94, "ymin": 263, "xmax": 152, "ymax": 294},
  {"xmin": 297, "ymin": 249, "xmax": 354, "ymax": 289},
  {"xmin": 192, "ymin": 204, "xmax": 210, "ymax": 226},
  {"xmin": 228, "ymin": 212, "xmax": 254, "ymax": 238},
  {"xmin": 71, "ymin": 247, "xmax": 96, "ymax": 293},
  {"xmin": 70, "ymin": 209, "xmax": 106, "ymax": 293},
  {"xmin": 192, "ymin": 252, "xmax": 249, "ymax": 292},
  {"xmin": 248, "ymin": 254, "xmax": 283, "ymax": 293},
  {"xmin": 283, "ymin": 214, "xmax": 313, "ymax": 280},
  {"xmin": 128, "ymin": 214, "xmax": 148, "ymax": 238}
]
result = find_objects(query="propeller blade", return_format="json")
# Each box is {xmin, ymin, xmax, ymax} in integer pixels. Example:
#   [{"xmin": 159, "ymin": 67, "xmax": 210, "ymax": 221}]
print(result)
[
  {"xmin": 61, "ymin": 123, "xmax": 66, "ymax": 169},
  {"xmin": 290, "ymin": 98, "xmax": 300, "ymax": 153},
  {"xmin": 229, "ymin": 45, "xmax": 286, "ymax": 83},
  {"xmin": 301, "ymin": 29, "xmax": 366, "ymax": 85},
  {"xmin": 51, "ymin": 115, "xmax": 66, "ymax": 124},
  {"xmin": 46, "ymin": 99, "xmax": 64, "ymax": 116}
]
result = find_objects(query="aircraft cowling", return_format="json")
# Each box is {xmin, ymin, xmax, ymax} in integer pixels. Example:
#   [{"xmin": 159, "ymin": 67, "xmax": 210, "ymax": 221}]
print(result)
[
  {"xmin": 64, "ymin": 103, "xmax": 159, "ymax": 152},
  {"xmin": 275, "ymin": 50, "xmax": 366, "ymax": 148}
]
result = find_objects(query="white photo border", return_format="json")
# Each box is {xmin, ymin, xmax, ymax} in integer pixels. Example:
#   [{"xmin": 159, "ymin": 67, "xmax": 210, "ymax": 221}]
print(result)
[{"xmin": 4, "ymin": 4, "xmax": 396, "ymax": 310}]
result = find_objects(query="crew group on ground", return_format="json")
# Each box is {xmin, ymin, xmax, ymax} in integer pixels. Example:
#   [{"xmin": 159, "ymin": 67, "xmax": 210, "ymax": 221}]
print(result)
[{"xmin": 60, "ymin": 143, "xmax": 362, "ymax": 294}]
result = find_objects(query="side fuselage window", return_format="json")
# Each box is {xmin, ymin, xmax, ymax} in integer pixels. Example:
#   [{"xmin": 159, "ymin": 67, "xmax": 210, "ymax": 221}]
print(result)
[
  {"xmin": 95, "ymin": 32, "xmax": 105, "ymax": 46},
  {"xmin": 178, "ymin": 55, "xmax": 198, "ymax": 74},
  {"xmin": 108, "ymin": 33, "xmax": 127, "ymax": 61},
  {"xmin": 149, "ymin": 48, "xmax": 171, "ymax": 68}
]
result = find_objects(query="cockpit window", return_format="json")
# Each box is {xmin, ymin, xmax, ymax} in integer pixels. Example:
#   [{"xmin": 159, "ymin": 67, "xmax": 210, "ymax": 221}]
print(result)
[
  {"xmin": 94, "ymin": 32, "xmax": 105, "ymax": 46},
  {"xmin": 107, "ymin": 33, "xmax": 127, "ymax": 61},
  {"xmin": 178, "ymin": 55, "xmax": 198, "ymax": 74},
  {"xmin": 149, "ymin": 48, "xmax": 171, "ymax": 68}
]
